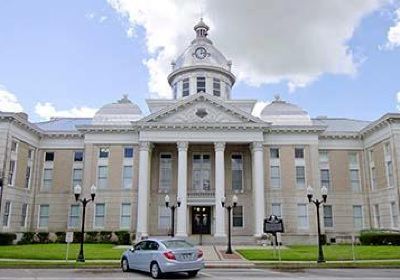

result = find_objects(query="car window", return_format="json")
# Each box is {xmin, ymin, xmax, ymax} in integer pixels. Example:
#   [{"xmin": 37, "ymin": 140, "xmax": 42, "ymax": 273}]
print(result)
[
  {"xmin": 134, "ymin": 241, "xmax": 145, "ymax": 250},
  {"xmin": 148, "ymin": 241, "xmax": 159, "ymax": 251},
  {"xmin": 162, "ymin": 240, "xmax": 193, "ymax": 249}
]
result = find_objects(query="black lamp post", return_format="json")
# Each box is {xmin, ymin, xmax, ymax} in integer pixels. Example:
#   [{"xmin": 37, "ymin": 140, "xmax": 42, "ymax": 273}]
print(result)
[
  {"xmin": 221, "ymin": 194, "xmax": 238, "ymax": 254},
  {"xmin": 307, "ymin": 185, "xmax": 328, "ymax": 263},
  {"xmin": 165, "ymin": 195, "xmax": 181, "ymax": 237},
  {"xmin": 74, "ymin": 184, "xmax": 96, "ymax": 262}
]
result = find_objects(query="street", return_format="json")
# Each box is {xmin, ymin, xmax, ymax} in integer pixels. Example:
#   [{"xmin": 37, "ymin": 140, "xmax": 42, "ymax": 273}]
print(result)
[{"xmin": 0, "ymin": 268, "xmax": 399, "ymax": 279}]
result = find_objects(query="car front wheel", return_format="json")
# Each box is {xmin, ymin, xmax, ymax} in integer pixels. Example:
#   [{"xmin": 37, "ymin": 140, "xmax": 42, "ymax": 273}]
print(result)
[
  {"xmin": 121, "ymin": 258, "xmax": 130, "ymax": 272},
  {"xmin": 150, "ymin": 262, "xmax": 162, "ymax": 279}
]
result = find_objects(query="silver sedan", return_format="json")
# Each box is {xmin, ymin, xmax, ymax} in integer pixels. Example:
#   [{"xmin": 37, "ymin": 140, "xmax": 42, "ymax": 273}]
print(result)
[{"xmin": 121, "ymin": 238, "xmax": 205, "ymax": 278}]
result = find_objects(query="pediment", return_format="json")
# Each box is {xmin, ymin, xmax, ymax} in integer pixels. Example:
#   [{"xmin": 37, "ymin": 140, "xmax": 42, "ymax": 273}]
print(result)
[{"xmin": 140, "ymin": 93, "xmax": 263, "ymax": 124}]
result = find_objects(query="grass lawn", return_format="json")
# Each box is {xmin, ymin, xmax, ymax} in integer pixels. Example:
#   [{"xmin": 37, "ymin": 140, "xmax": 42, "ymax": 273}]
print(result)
[
  {"xmin": 238, "ymin": 245, "xmax": 400, "ymax": 261},
  {"xmin": 0, "ymin": 244, "xmax": 126, "ymax": 260}
]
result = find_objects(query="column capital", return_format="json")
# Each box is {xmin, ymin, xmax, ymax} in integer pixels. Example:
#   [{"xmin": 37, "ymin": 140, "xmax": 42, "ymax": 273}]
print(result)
[
  {"xmin": 214, "ymin": 142, "xmax": 226, "ymax": 152},
  {"xmin": 251, "ymin": 142, "xmax": 264, "ymax": 152},
  {"xmin": 177, "ymin": 141, "xmax": 189, "ymax": 152},
  {"xmin": 139, "ymin": 141, "xmax": 153, "ymax": 151}
]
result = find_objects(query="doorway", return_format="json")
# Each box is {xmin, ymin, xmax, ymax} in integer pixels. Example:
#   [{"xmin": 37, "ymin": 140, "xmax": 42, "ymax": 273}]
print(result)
[{"xmin": 191, "ymin": 206, "xmax": 211, "ymax": 234}]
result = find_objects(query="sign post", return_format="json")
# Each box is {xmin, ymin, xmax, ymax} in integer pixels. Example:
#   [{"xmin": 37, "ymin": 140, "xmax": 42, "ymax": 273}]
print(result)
[
  {"xmin": 263, "ymin": 215, "xmax": 284, "ymax": 261},
  {"xmin": 65, "ymin": 232, "xmax": 74, "ymax": 262}
]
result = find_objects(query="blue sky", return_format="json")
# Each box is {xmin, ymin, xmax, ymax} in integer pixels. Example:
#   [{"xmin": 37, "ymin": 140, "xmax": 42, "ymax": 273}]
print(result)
[{"xmin": 0, "ymin": 0, "xmax": 399, "ymax": 122}]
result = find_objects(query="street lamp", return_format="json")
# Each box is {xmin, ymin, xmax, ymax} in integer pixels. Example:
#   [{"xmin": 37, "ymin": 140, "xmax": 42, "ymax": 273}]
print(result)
[
  {"xmin": 74, "ymin": 184, "xmax": 96, "ymax": 262},
  {"xmin": 221, "ymin": 194, "xmax": 238, "ymax": 254},
  {"xmin": 307, "ymin": 185, "xmax": 328, "ymax": 263},
  {"xmin": 165, "ymin": 195, "xmax": 181, "ymax": 237}
]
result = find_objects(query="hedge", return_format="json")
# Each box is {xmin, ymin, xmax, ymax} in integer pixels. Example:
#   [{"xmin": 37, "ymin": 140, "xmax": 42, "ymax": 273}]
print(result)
[
  {"xmin": 0, "ymin": 233, "xmax": 17, "ymax": 245},
  {"xmin": 360, "ymin": 230, "xmax": 400, "ymax": 245}
]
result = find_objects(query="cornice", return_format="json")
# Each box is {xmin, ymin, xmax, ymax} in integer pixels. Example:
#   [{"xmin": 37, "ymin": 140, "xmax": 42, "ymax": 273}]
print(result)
[
  {"xmin": 167, "ymin": 65, "xmax": 236, "ymax": 85},
  {"xmin": 134, "ymin": 122, "xmax": 269, "ymax": 131}
]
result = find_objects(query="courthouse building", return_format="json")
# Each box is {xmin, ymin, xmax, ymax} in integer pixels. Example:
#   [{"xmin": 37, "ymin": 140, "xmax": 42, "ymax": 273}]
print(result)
[{"xmin": 0, "ymin": 19, "xmax": 400, "ymax": 244}]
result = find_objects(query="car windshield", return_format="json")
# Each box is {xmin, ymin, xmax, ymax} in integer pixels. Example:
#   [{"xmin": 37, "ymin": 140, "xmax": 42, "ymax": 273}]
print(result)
[{"xmin": 161, "ymin": 240, "xmax": 194, "ymax": 249}]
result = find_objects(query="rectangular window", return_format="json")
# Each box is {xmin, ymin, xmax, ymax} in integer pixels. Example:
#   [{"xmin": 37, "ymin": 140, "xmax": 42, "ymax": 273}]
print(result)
[
  {"xmin": 297, "ymin": 204, "xmax": 308, "ymax": 229},
  {"xmin": 233, "ymin": 206, "xmax": 243, "ymax": 227},
  {"xmin": 68, "ymin": 205, "xmax": 80, "ymax": 228},
  {"xmin": 270, "ymin": 148, "xmax": 279, "ymax": 159},
  {"xmin": 25, "ymin": 166, "xmax": 31, "ymax": 188},
  {"xmin": 192, "ymin": 154, "xmax": 211, "ymax": 191},
  {"xmin": 2, "ymin": 201, "xmax": 11, "ymax": 227},
  {"xmin": 159, "ymin": 154, "xmax": 172, "ymax": 192},
  {"xmin": 21, "ymin": 203, "xmax": 28, "ymax": 227},
  {"xmin": 295, "ymin": 148, "xmax": 304, "ymax": 159},
  {"xmin": 11, "ymin": 141, "xmax": 18, "ymax": 152},
  {"xmin": 320, "ymin": 169, "xmax": 330, "ymax": 189},
  {"xmin": 390, "ymin": 201, "xmax": 399, "ymax": 228},
  {"xmin": 42, "ymin": 168, "xmax": 53, "ymax": 189},
  {"xmin": 374, "ymin": 204, "xmax": 381, "ymax": 228},
  {"xmin": 371, "ymin": 167, "xmax": 376, "ymax": 190},
  {"xmin": 213, "ymin": 78, "xmax": 221, "ymax": 96},
  {"xmin": 45, "ymin": 152, "xmax": 54, "ymax": 162},
  {"xmin": 323, "ymin": 205, "xmax": 333, "ymax": 227},
  {"xmin": 387, "ymin": 161, "xmax": 394, "ymax": 187},
  {"xmin": 270, "ymin": 166, "xmax": 280, "ymax": 188},
  {"xmin": 350, "ymin": 169, "xmax": 361, "ymax": 192},
  {"xmin": 296, "ymin": 166, "xmax": 306, "ymax": 188},
  {"xmin": 124, "ymin": 147, "xmax": 134, "ymax": 158},
  {"xmin": 348, "ymin": 152, "xmax": 358, "ymax": 165},
  {"xmin": 353, "ymin": 205, "xmax": 363, "ymax": 229},
  {"xmin": 182, "ymin": 78, "xmax": 190, "ymax": 97},
  {"xmin": 122, "ymin": 166, "xmax": 133, "ymax": 189},
  {"xmin": 172, "ymin": 82, "xmax": 178, "ymax": 99},
  {"xmin": 38, "ymin": 204, "xmax": 49, "ymax": 228},
  {"xmin": 196, "ymin": 76, "xmax": 206, "ymax": 93},
  {"xmin": 74, "ymin": 151, "xmax": 84, "ymax": 162},
  {"xmin": 72, "ymin": 168, "xmax": 83, "ymax": 188},
  {"xmin": 99, "ymin": 147, "xmax": 109, "ymax": 158},
  {"xmin": 120, "ymin": 203, "xmax": 131, "ymax": 228},
  {"xmin": 28, "ymin": 149, "xmax": 34, "ymax": 160},
  {"xmin": 97, "ymin": 166, "xmax": 108, "ymax": 189},
  {"xmin": 158, "ymin": 206, "xmax": 171, "ymax": 229},
  {"xmin": 94, "ymin": 203, "xmax": 105, "ymax": 228},
  {"xmin": 271, "ymin": 203, "xmax": 282, "ymax": 217},
  {"xmin": 231, "ymin": 154, "xmax": 243, "ymax": 192},
  {"xmin": 319, "ymin": 150, "xmax": 329, "ymax": 162},
  {"xmin": 8, "ymin": 160, "xmax": 16, "ymax": 185}
]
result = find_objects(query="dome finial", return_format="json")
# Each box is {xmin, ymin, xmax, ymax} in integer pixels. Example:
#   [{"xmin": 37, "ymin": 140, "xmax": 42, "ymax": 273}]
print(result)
[
  {"xmin": 118, "ymin": 94, "xmax": 132, "ymax": 104},
  {"xmin": 194, "ymin": 18, "xmax": 209, "ymax": 38}
]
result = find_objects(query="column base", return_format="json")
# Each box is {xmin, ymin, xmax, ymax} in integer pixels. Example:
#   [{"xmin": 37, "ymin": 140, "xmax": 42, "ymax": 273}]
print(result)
[{"xmin": 175, "ymin": 232, "xmax": 188, "ymax": 238}]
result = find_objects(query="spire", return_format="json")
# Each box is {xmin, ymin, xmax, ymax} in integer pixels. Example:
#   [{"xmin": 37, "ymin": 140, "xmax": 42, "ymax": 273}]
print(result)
[{"xmin": 194, "ymin": 18, "xmax": 209, "ymax": 38}]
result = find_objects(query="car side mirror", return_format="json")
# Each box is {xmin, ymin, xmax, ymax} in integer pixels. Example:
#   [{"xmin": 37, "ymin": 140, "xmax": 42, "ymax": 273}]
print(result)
[{"xmin": 129, "ymin": 247, "xmax": 135, "ymax": 252}]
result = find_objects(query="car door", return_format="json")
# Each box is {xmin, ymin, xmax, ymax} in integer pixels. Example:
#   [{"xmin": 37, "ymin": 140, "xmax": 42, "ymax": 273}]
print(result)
[
  {"xmin": 128, "ymin": 242, "xmax": 145, "ymax": 270},
  {"xmin": 141, "ymin": 241, "xmax": 159, "ymax": 272}
]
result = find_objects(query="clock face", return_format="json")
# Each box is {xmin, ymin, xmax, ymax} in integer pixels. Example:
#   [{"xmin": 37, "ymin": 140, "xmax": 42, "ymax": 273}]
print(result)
[{"xmin": 194, "ymin": 47, "xmax": 207, "ymax": 59}]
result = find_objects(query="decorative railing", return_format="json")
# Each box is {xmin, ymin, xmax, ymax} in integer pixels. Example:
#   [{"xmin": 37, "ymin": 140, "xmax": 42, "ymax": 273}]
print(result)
[{"xmin": 187, "ymin": 190, "xmax": 215, "ymax": 198}]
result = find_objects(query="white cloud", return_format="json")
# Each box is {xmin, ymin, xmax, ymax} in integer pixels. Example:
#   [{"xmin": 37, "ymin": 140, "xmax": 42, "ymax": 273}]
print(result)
[
  {"xmin": 99, "ymin": 16, "xmax": 108, "ymax": 23},
  {"xmin": 0, "ymin": 86, "xmax": 24, "ymax": 112},
  {"xmin": 35, "ymin": 102, "xmax": 97, "ymax": 121},
  {"xmin": 108, "ymin": 0, "xmax": 386, "ymax": 97},
  {"xmin": 252, "ymin": 101, "xmax": 270, "ymax": 117},
  {"xmin": 397, "ymin": 91, "xmax": 400, "ymax": 110},
  {"xmin": 385, "ymin": 8, "xmax": 400, "ymax": 49}
]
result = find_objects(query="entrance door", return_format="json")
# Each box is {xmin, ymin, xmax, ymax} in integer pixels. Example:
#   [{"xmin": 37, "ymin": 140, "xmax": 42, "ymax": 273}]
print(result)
[{"xmin": 192, "ymin": 206, "xmax": 211, "ymax": 234}]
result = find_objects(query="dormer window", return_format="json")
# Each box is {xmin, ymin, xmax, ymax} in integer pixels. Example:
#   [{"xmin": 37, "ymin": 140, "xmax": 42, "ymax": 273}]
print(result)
[
  {"xmin": 182, "ymin": 78, "xmax": 190, "ymax": 97},
  {"xmin": 213, "ymin": 78, "xmax": 221, "ymax": 97},
  {"xmin": 197, "ymin": 77, "xmax": 206, "ymax": 93}
]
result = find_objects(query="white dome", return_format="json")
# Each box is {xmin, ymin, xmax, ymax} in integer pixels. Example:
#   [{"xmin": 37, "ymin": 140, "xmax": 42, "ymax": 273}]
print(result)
[
  {"xmin": 260, "ymin": 96, "xmax": 312, "ymax": 126},
  {"xmin": 92, "ymin": 95, "xmax": 142, "ymax": 125}
]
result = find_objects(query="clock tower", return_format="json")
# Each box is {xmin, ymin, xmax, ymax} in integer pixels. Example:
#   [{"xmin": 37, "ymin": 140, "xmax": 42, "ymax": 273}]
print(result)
[{"xmin": 167, "ymin": 18, "xmax": 236, "ymax": 100}]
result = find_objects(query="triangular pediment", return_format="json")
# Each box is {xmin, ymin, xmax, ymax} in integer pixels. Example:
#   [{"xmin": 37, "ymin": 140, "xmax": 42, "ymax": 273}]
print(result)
[{"xmin": 139, "ymin": 93, "xmax": 264, "ymax": 124}]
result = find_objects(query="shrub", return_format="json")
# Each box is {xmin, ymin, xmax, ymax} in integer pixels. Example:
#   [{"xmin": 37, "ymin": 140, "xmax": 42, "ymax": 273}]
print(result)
[
  {"xmin": 85, "ymin": 231, "xmax": 99, "ymax": 243},
  {"xmin": 0, "ymin": 233, "xmax": 17, "ymax": 245},
  {"xmin": 36, "ymin": 232, "xmax": 50, "ymax": 243},
  {"xmin": 99, "ymin": 231, "xmax": 113, "ymax": 243},
  {"xmin": 18, "ymin": 232, "xmax": 35, "ymax": 244},
  {"xmin": 114, "ymin": 231, "xmax": 131, "ymax": 245},
  {"xmin": 73, "ymin": 232, "xmax": 83, "ymax": 243},
  {"xmin": 360, "ymin": 230, "xmax": 400, "ymax": 245},
  {"xmin": 55, "ymin": 232, "xmax": 66, "ymax": 243}
]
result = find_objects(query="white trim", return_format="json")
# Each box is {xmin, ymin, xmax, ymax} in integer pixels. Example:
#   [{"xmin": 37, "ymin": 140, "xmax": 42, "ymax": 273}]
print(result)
[
  {"xmin": 37, "ymin": 204, "xmax": 49, "ymax": 229},
  {"xmin": 297, "ymin": 203, "xmax": 309, "ymax": 229},
  {"xmin": 120, "ymin": 203, "xmax": 132, "ymax": 229},
  {"xmin": 93, "ymin": 203, "xmax": 106, "ymax": 229},
  {"xmin": 67, "ymin": 204, "xmax": 80, "ymax": 229}
]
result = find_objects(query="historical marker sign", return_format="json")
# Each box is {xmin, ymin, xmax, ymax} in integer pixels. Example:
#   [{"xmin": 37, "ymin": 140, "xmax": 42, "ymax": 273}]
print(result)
[{"xmin": 263, "ymin": 215, "xmax": 284, "ymax": 234}]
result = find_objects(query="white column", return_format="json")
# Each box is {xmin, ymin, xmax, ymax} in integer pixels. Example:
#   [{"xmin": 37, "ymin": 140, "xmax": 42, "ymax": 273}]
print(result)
[
  {"xmin": 252, "ymin": 142, "xmax": 265, "ymax": 237},
  {"xmin": 176, "ymin": 141, "xmax": 189, "ymax": 237},
  {"xmin": 136, "ymin": 141, "xmax": 152, "ymax": 241},
  {"xmin": 214, "ymin": 142, "xmax": 226, "ymax": 237}
]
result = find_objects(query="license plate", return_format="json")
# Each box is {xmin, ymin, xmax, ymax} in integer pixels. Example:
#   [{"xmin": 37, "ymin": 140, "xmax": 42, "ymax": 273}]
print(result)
[{"xmin": 182, "ymin": 253, "xmax": 192, "ymax": 260}]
